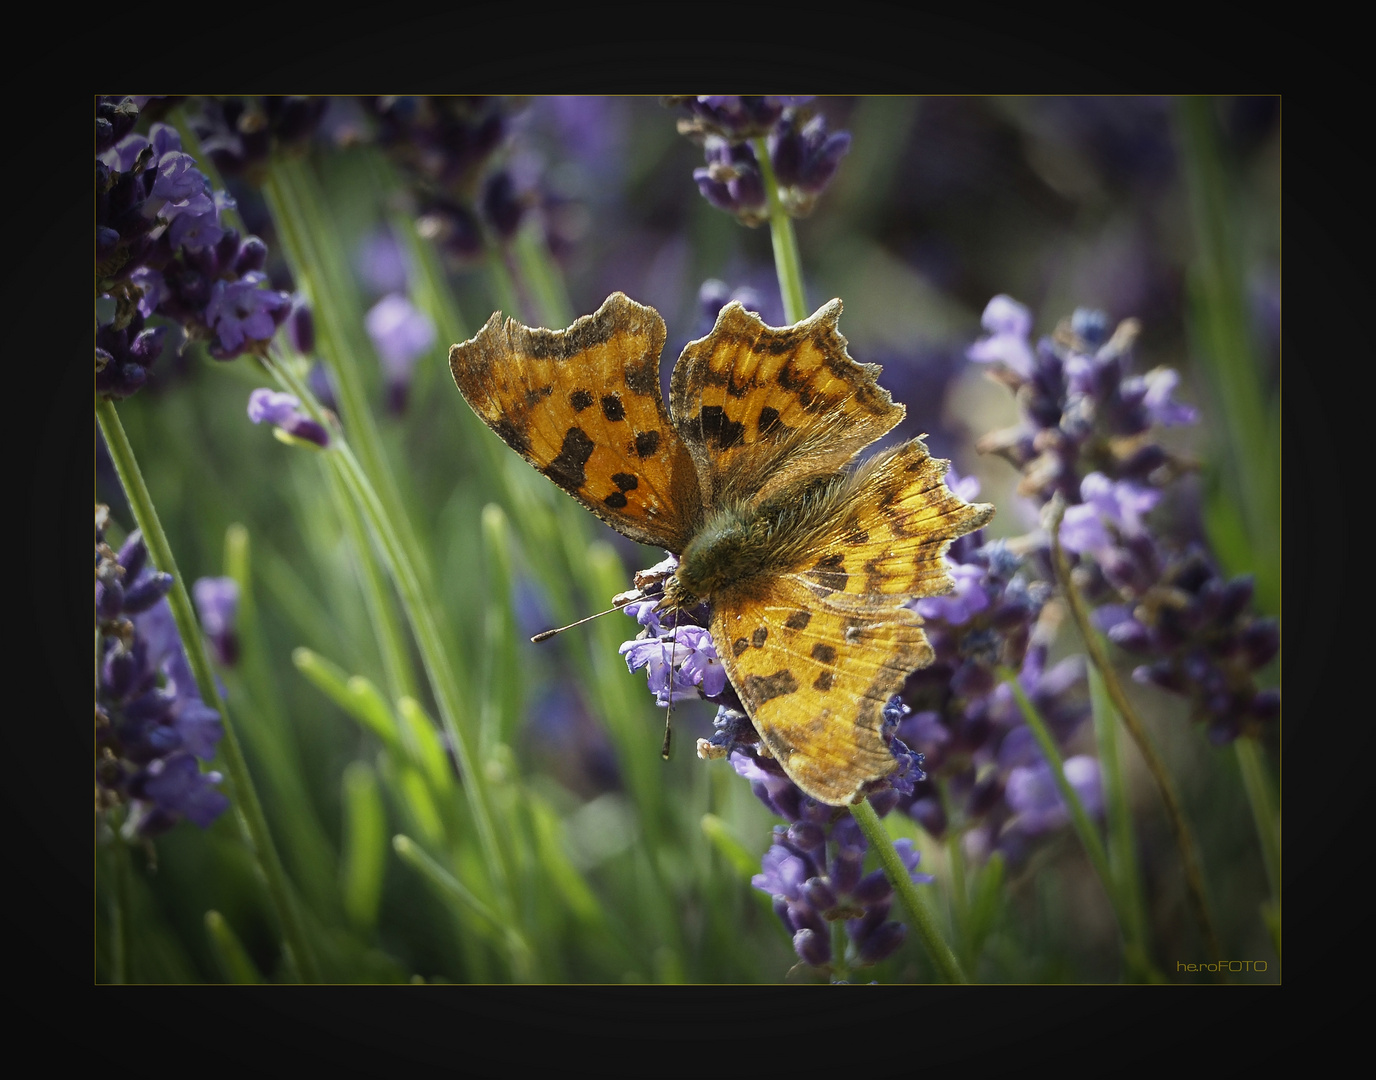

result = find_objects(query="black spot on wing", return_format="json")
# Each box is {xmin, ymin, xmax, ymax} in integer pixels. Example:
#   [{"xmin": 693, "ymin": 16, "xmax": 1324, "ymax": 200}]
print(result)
[
  {"xmin": 611, "ymin": 473, "xmax": 639, "ymax": 492},
  {"xmin": 601, "ymin": 394, "xmax": 626, "ymax": 422},
  {"xmin": 700, "ymin": 406, "xmax": 745, "ymax": 449},
  {"xmin": 635, "ymin": 430, "xmax": 661, "ymax": 457},
  {"xmin": 545, "ymin": 427, "xmax": 595, "ymax": 492},
  {"xmin": 812, "ymin": 671, "xmax": 835, "ymax": 692},
  {"xmin": 733, "ymin": 638, "xmax": 750, "ymax": 658},
  {"xmin": 727, "ymin": 368, "xmax": 755, "ymax": 399},
  {"xmin": 862, "ymin": 556, "xmax": 887, "ymax": 594},
  {"xmin": 784, "ymin": 610, "xmax": 812, "ymax": 631},
  {"xmin": 570, "ymin": 389, "xmax": 594, "ymax": 412},
  {"xmin": 757, "ymin": 406, "xmax": 783, "ymax": 437},
  {"xmin": 751, "ymin": 627, "xmax": 768, "ymax": 648},
  {"xmin": 777, "ymin": 362, "xmax": 805, "ymax": 392},
  {"xmin": 744, "ymin": 670, "xmax": 800, "ymax": 705},
  {"xmin": 811, "ymin": 643, "xmax": 837, "ymax": 664},
  {"xmin": 756, "ymin": 330, "xmax": 801, "ymax": 356},
  {"xmin": 809, "ymin": 552, "xmax": 848, "ymax": 592},
  {"xmin": 525, "ymin": 385, "xmax": 553, "ymax": 407},
  {"xmin": 604, "ymin": 492, "xmax": 628, "ymax": 509}
]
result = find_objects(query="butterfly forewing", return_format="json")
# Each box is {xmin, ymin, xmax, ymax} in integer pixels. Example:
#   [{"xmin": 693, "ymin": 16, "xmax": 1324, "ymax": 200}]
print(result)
[
  {"xmin": 449, "ymin": 292, "xmax": 701, "ymax": 551},
  {"xmin": 669, "ymin": 301, "xmax": 905, "ymax": 506}
]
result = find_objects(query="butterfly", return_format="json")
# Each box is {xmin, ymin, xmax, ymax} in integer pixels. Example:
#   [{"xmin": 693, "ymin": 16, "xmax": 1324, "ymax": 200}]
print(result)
[{"xmin": 449, "ymin": 292, "xmax": 993, "ymax": 805}]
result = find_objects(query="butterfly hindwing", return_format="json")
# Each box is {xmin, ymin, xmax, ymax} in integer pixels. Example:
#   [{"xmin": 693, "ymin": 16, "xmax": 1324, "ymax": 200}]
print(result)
[
  {"xmin": 669, "ymin": 300, "xmax": 905, "ymax": 507},
  {"xmin": 713, "ymin": 577, "xmax": 928, "ymax": 804},
  {"xmin": 713, "ymin": 439, "xmax": 993, "ymax": 804},
  {"xmin": 449, "ymin": 292, "xmax": 702, "ymax": 551}
]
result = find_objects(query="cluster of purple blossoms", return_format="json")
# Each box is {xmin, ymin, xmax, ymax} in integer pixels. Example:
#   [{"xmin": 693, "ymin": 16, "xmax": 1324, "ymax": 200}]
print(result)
[
  {"xmin": 96, "ymin": 507, "xmax": 229, "ymax": 837},
  {"xmin": 187, "ymin": 97, "xmax": 329, "ymax": 180},
  {"xmin": 880, "ymin": 471, "xmax": 1099, "ymax": 865},
  {"xmin": 617, "ymin": 558, "xmax": 930, "ymax": 972},
  {"xmin": 97, "ymin": 97, "xmax": 292, "ymax": 398},
  {"xmin": 668, "ymin": 96, "xmax": 852, "ymax": 225},
  {"xmin": 749, "ymin": 783, "xmax": 933, "ymax": 970},
  {"xmin": 971, "ymin": 297, "xmax": 1197, "ymax": 504},
  {"xmin": 367, "ymin": 97, "xmax": 534, "ymax": 260},
  {"xmin": 969, "ymin": 296, "xmax": 1278, "ymax": 743}
]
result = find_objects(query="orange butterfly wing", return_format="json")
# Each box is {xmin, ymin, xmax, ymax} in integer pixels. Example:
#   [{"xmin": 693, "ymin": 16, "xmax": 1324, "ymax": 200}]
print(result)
[
  {"xmin": 669, "ymin": 300, "xmax": 905, "ymax": 506},
  {"xmin": 449, "ymin": 292, "xmax": 701, "ymax": 551}
]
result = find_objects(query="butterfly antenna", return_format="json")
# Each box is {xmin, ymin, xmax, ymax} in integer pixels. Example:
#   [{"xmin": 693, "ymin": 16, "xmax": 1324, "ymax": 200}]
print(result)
[
  {"xmin": 661, "ymin": 625, "xmax": 676, "ymax": 759},
  {"xmin": 530, "ymin": 603, "xmax": 628, "ymax": 643}
]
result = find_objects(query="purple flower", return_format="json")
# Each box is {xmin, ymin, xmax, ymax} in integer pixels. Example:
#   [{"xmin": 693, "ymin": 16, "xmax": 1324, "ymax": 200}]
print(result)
[
  {"xmin": 206, "ymin": 272, "xmax": 291, "ymax": 356},
  {"xmin": 914, "ymin": 561, "xmax": 991, "ymax": 625},
  {"xmin": 150, "ymin": 151, "xmax": 210, "ymax": 204},
  {"xmin": 694, "ymin": 137, "xmax": 767, "ymax": 225},
  {"xmin": 970, "ymin": 293, "xmax": 1276, "ymax": 744},
  {"xmin": 681, "ymin": 101, "xmax": 851, "ymax": 224},
  {"xmin": 618, "ymin": 634, "xmax": 700, "ymax": 705},
  {"xmin": 97, "ymin": 509, "xmax": 229, "ymax": 836},
  {"xmin": 95, "ymin": 312, "xmax": 167, "ymax": 400},
  {"xmin": 673, "ymin": 626, "xmax": 726, "ymax": 697},
  {"xmin": 1004, "ymin": 755, "xmax": 1103, "ymax": 834},
  {"xmin": 669, "ymin": 95, "xmax": 808, "ymax": 141},
  {"xmin": 1137, "ymin": 367, "xmax": 1198, "ymax": 426},
  {"xmin": 356, "ymin": 228, "xmax": 410, "ymax": 297},
  {"xmin": 247, "ymin": 388, "xmax": 330, "ymax": 447},
  {"xmin": 193, "ymin": 576, "xmax": 240, "ymax": 667},
  {"xmin": 164, "ymin": 197, "xmax": 224, "ymax": 252},
  {"xmin": 134, "ymin": 752, "xmax": 230, "ymax": 831},
  {"xmin": 768, "ymin": 112, "xmax": 852, "ymax": 215},
  {"xmin": 96, "ymin": 103, "xmax": 293, "ymax": 397},
  {"xmin": 968, "ymin": 295, "xmax": 1036, "ymax": 379},
  {"xmin": 749, "ymin": 809, "xmax": 929, "ymax": 971},
  {"xmin": 284, "ymin": 293, "xmax": 316, "ymax": 356},
  {"xmin": 366, "ymin": 293, "xmax": 436, "ymax": 413}
]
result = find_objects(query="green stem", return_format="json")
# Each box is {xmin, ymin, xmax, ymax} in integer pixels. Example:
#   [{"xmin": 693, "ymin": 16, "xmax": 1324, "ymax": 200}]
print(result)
[
  {"xmin": 322, "ymin": 452, "xmax": 416, "ymax": 703},
  {"xmin": 263, "ymin": 156, "xmax": 435, "ymax": 597},
  {"xmin": 513, "ymin": 223, "xmax": 575, "ymax": 328},
  {"xmin": 945, "ymin": 822, "xmax": 972, "ymax": 967},
  {"xmin": 1001, "ymin": 668, "xmax": 1123, "ymax": 927},
  {"xmin": 1089, "ymin": 663, "xmax": 1157, "ymax": 980},
  {"xmin": 265, "ymin": 357, "xmax": 515, "ymax": 923},
  {"xmin": 850, "ymin": 799, "xmax": 966, "ymax": 983},
  {"xmin": 1046, "ymin": 495, "xmax": 1224, "ymax": 967},
  {"xmin": 96, "ymin": 397, "xmax": 319, "ymax": 982},
  {"xmin": 754, "ymin": 136, "xmax": 808, "ymax": 324}
]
